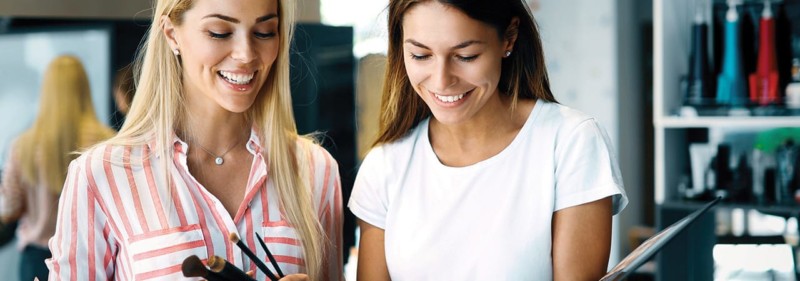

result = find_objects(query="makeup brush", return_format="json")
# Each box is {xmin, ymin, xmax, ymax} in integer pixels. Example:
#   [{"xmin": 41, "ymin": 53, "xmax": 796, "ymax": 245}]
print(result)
[
  {"xmin": 255, "ymin": 232, "xmax": 285, "ymax": 278},
  {"xmin": 181, "ymin": 255, "xmax": 227, "ymax": 281},
  {"xmin": 208, "ymin": 255, "xmax": 257, "ymax": 281},
  {"xmin": 229, "ymin": 232, "xmax": 279, "ymax": 281}
]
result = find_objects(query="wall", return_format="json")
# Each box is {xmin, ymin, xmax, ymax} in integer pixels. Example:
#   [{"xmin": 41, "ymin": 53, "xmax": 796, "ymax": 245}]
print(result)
[
  {"xmin": 0, "ymin": 0, "xmax": 320, "ymax": 22},
  {"xmin": 535, "ymin": 0, "xmax": 651, "ymax": 266}
]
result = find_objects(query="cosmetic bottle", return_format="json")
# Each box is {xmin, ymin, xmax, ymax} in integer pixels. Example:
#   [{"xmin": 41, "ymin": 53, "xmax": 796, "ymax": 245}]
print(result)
[
  {"xmin": 686, "ymin": 3, "xmax": 714, "ymax": 107},
  {"xmin": 786, "ymin": 58, "xmax": 800, "ymax": 110},
  {"xmin": 749, "ymin": 0, "xmax": 780, "ymax": 106},
  {"xmin": 717, "ymin": 0, "xmax": 748, "ymax": 108}
]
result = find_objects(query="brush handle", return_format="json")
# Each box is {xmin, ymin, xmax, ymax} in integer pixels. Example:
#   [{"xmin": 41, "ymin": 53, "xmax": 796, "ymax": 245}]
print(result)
[
  {"xmin": 210, "ymin": 256, "xmax": 257, "ymax": 281},
  {"xmin": 235, "ymin": 240, "xmax": 279, "ymax": 281},
  {"xmin": 256, "ymin": 232, "xmax": 285, "ymax": 278}
]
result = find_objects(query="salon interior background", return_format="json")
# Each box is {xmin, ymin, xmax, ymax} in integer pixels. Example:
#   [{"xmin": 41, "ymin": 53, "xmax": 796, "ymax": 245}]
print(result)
[{"xmin": 0, "ymin": 0, "xmax": 651, "ymax": 279}]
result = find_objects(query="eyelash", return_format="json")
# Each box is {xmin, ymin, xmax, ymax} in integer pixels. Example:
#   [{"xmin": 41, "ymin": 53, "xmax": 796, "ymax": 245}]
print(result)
[
  {"xmin": 207, "ymin": 31, "xmax": 276, "ymax": 39},
  {"xmin": 409, "ymin": 54, "xmax": 479, "ymax": 62}
]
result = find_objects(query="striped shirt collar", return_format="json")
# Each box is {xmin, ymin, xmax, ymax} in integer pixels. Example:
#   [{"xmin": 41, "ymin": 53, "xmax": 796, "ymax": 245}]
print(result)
[{"xmin": 146, "ymin": 128, "xmax": 264, "ymax": 158}]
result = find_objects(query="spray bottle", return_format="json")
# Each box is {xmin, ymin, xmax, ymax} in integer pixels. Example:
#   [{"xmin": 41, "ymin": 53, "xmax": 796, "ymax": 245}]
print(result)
[
  {"xmin": 686, "ymin": 1, "xmax": 714, "ymax": 107},
  {"xmin": 748, "ymin": 0, "xmax": 780, "ymax": 106},
  {"xmin": 717, "ymin": 0, "xmax": 748, "ymax": 108}
]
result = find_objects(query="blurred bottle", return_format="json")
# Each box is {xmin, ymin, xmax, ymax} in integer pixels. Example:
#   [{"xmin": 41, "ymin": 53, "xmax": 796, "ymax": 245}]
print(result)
[
  {"xmin": 686, "ymin": 1, "xmax": 715, "ymax": 107},
  {"xmin": 717, "ymin": 0, "xmax": 749, "ymax": 108},
  {"xmin": 748, "ymin": 0, "xmax": 780, "ymax": 106}
]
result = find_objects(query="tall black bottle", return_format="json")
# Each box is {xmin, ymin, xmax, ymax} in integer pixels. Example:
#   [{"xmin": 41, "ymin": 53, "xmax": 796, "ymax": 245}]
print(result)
[{"xmin": 686, "ymin": 12, "xmax": 715, "ymax": 106}]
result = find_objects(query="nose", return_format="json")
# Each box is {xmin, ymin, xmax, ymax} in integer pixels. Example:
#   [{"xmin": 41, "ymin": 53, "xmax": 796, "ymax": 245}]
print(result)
[
  {"xmin": 231, "ymin": 35, "xmax": 256, "ymax": 63},
  {"xmin": 429, "ymin": 58, "xmax": 456, "ymax": 92}
]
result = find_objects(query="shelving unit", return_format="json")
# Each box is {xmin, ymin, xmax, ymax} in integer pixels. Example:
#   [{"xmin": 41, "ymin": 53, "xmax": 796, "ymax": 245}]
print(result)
[{"xmin": 654, "ymin": 0, "xmax": 800, "ymax": 280}]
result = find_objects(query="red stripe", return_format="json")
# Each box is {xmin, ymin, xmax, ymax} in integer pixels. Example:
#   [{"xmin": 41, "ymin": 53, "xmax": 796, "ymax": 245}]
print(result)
[
  {"xmin": 103, "ymin": 146, "xmax": 134, "ymax": 235},
  {"xmin": 236, "ymin": 155, "xmax": 265, "ymax": 223},
  {"xmin": 245, "ymin": 210, "xmax": 256, "ymax": 272},
  {"xmin": 318, "ymin": 152, "xmax": 332, "ymax": 216},
  {"xmin": 132, "ymin": 240, "xmax": 206, "ymax": 260},
  {"xmin": 67, "ymin": 157, "xmax": 84, "ymax": 281},
  {"xmin": 260, "ymin": 175, "xmax": 269, "ymax": 224},
  {"xmin": 88, "ymin": 190, "xmax": 97, "ymax": 281},
  {"xmin": 142, "ymin": 146, "xmax": 169, "ymax": 228},
  {"xmin": 263, "ymin": 220, "xmax": 291, "ymax": 227},
  {"xmin": 275, "ymin": 255, "xmax": 305, "ymax": 266},
  {"xmin": 193, "ymin": 177, "xmax": 234, "ymax": 262},
  {"xmin": 177, "ymin": 160, "xmax": 215, "ymax": 259},
  {"xmin": 169, "ymin": 177, "xmax": 188, "ymax": 226},
  {"xmin": 124, "ymin": 146, "xmax": 150, "ymax": 232},
  {"xmin": 134, "ymin": 263, "xmax": 182, "ymax": 280},
  {"xmin": 103, "ymin": 224, "xmax": 112, "ymax": 271},
  {"xmin": 264, "ymin": 237, "xmax": 300, "ymax": 245},
  {"xmin": 128, "ymin": 224, "xmax": 201, "ymax": 243}
]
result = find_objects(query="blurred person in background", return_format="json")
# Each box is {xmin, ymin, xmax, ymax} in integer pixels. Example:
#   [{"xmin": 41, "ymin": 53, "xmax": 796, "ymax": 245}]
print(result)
[{"xmin": 0, "ymin": 55, "xmax": 116, "ymax": 281}]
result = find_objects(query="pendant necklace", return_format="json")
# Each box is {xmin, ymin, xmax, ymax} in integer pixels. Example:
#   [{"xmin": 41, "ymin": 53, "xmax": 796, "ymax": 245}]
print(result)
[{"xmin": 193, "ymin": 140, "xmax": 242, "ymax": 165}]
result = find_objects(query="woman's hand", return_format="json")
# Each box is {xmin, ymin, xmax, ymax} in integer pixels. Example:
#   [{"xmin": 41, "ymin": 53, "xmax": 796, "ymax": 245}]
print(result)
[
  {"xmin": 245, "ymin": 270, "xmax": 309, "ymax": 281},
  {"xmin": 279, "ymin": 274, "xmax": 310, "ymax": 281}
]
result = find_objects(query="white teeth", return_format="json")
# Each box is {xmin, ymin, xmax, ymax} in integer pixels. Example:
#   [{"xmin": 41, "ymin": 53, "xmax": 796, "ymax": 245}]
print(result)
[
  {"xmin": 434, "ymin": 92, "xmax": 466, "ymax": 103},
  {"xmin": 218, "ymin": 71, "xmax": 254, "ymax": 85}
]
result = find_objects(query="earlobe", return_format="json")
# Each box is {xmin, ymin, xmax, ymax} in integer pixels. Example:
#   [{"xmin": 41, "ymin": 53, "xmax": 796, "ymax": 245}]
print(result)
[{"xmin": 161, "ymin": 16, "xmax": 179, "ymax": 51}]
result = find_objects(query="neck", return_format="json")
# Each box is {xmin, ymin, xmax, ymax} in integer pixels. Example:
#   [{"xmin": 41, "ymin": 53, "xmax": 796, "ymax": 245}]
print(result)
[
  {"xmin": 429, "ymin": 93, "xmax": 516, "ymax": 151},
  {"xmin": 180, "ymin": 108, "xmax": 252, "ymax": 155}
]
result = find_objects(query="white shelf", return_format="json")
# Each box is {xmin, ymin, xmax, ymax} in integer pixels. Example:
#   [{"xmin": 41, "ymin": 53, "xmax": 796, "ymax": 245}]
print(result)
[{"xmin": 656, "ymin": 116, "xmax": 800, "ymax": 128}]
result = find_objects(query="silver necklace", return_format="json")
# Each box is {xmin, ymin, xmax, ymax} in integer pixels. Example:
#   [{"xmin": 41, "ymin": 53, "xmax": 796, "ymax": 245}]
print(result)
[{"xmin": 193, "ymin": 140, "xmax": 242, "ymax": 165}]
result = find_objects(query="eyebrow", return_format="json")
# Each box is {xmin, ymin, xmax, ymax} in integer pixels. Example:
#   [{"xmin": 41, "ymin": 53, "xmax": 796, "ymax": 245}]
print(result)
[
  {"xmin": 202, "ymin": 13, "xmax": 278, "ymax": 24},
  {"xmin": 404, "ymin": 39, "xmax": 484, "ymax": 50}
]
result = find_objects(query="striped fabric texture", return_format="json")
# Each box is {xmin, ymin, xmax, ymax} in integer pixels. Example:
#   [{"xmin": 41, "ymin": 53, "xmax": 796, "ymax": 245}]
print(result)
[{"xmin": 47, "ymin": 132, "xmax": 343, "ymax": 281}]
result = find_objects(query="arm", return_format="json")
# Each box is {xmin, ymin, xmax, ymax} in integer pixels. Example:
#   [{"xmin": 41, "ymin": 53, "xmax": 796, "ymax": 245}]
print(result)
[
  {"xmin": 1, "ymin": 143, "xmax": 25, "ymax": 223},
  {"xmin": 356, "ymin": 219, "xmax": 390, "ymax": 281},
  {"xmin": 48, "ymin": 159, "xmax": 116, "ymax": 280},
  {"xmin": 552, "ymin": 196, "xmax": 612, "ymax": 281}
]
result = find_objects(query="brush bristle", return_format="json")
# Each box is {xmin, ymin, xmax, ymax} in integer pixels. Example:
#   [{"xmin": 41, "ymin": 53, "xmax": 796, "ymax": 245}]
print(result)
[
  {"xmin": 181, "ymin": 255, "xmax": 208, "ymax": 278},
  {"xmin": 229, "ymin": 232, "xmax": 240, "ymax": 243},
  {"xmin": 208, "ymin": 255, "xmax": 225, "ymax": 272}
]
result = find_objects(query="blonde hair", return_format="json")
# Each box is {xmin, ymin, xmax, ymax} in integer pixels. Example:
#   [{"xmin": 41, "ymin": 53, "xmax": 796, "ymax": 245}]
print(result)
[
  {"xmin": 17, "ymin": 55, "xmax": 115, "ymax": 194},
  {"xmin": 106, "ymin": 0, "xmax": 326, "ymax": 278}
]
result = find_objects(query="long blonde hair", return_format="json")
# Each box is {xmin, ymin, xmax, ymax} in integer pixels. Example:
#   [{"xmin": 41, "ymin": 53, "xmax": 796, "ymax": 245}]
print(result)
[
  {"xmin": 107, "ymin": 0, "xmax": 326, "ymax": 278},
  {"xmin": 17, "ymin": 55, "xmax": 114, "ymax": 194}
]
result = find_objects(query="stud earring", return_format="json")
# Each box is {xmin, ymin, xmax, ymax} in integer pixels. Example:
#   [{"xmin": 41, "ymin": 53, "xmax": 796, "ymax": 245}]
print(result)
[
  {"xmin": 504, "ymin": 50, "xmax": 512, "ymax": 58},
  {"xmin": 173, "ymin": 49, "xmax": 180, "ymax": 56}
]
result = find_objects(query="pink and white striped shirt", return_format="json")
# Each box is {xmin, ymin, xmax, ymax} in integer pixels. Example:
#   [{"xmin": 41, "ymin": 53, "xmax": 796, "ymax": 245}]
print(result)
[{"xmin": 46, "ymin": 131, "xmax": 343, "ymax": 281}]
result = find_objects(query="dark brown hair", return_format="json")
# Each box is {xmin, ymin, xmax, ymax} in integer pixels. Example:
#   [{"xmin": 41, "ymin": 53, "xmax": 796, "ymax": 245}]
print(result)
[
  {"xmin": 374, "ymin": 0, "xmax": 556, "ymax": 146},
  {"xmin": 114, "ymin": 64, "xmax": 136, "ymax": 107}
]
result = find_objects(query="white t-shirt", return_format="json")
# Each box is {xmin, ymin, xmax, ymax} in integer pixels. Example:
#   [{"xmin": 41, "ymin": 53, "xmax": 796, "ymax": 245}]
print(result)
[{"xmin": 349, "ymin": 101, "xmax": 628, "ymax": 280}]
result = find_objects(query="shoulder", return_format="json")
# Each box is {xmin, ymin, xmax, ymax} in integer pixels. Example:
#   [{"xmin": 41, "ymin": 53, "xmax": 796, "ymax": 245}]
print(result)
[
  {"xmin": 74, "ymin": 142, "xmax": 140, "ymax": 173},
  {"xmin": 534, "ymin": 101, "xmax": 603, "ymax": 138},
  {"xmin": 365, "ymin": 119, "xmax": 427, "ymax": 164}
]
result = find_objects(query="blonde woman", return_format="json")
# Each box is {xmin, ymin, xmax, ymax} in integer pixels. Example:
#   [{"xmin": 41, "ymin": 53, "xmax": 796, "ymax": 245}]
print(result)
[
  {"xmin": 0, "ymin": 55, "xmax": 116, "ymax": 281},
  {"xmin": 45, "ymin": 0, "xmax": 343, "ymax": 280}
]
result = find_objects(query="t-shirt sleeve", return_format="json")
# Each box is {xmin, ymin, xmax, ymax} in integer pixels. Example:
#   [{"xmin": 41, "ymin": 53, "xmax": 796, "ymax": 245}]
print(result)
[
  {"xmin": 348, "ymin": 147, "xmax": 389, "ymax": 229},
  {"xmin": 554, "ymin": 119, "xmax": 628, "ymax": 215}
]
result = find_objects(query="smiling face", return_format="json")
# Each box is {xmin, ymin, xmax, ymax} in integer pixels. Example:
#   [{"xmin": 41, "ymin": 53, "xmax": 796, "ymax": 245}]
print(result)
[
  {"xmin": 402, "ymin": 1, "xmax": 511, "ymax": 125},
  {"xmin": 163, "ymin": 0, "xmax": 280, "ymax": 114}
]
